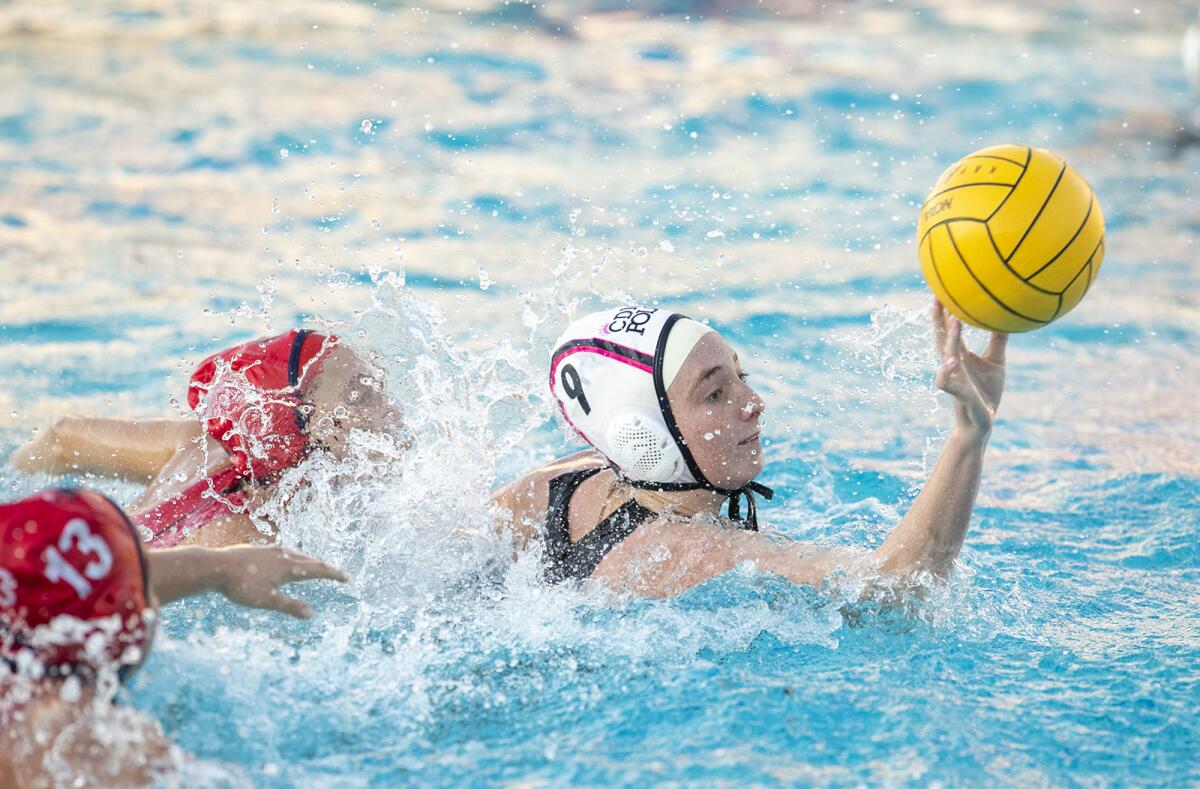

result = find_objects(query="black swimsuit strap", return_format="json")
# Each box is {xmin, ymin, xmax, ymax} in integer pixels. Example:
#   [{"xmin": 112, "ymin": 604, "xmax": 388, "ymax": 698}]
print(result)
[
  {"xmin": 543, "ymin": 468, "xmax": 656, "ymax": 584},
  {"xmin": 624, "ymin": 474, "xmax": 773, "ymax": 531}
]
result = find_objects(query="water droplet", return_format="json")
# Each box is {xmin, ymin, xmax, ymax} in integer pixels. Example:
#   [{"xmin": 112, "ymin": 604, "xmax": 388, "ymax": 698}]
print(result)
[{"xmin": 279, "ymin": 148, "xmax": 289, "ymax": 159}]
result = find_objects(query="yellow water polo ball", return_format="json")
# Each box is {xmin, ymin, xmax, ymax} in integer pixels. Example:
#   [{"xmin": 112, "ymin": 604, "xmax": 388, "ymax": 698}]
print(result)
[{"xmin": 916, "ymin": 145, "xmax": 1105, "ymax": 333}]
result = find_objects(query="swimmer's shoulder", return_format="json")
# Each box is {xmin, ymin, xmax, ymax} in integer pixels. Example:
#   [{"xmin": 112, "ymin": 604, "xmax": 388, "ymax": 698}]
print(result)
[
  {"xmin": 491, "ymin": 451, "xmax": 612, "ymax": 545},
  {"xmin": 4, "ymin": 693, "xmax": 174, "ymax": 785},
  {"xmin": 1, "ymin": 693, "xmax": 83, "ymax": 784}
]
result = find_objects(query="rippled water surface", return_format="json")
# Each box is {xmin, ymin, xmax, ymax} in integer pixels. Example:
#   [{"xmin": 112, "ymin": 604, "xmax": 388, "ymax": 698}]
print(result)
[{"xmin": 1, "ymin": 1, "xmax": 1198, "ymax": 786}]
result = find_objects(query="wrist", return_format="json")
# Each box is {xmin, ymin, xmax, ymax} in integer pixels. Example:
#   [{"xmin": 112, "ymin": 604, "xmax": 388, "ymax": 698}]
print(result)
[
  {"xmin": 147, "ymin": 547, "xmax": 223, "ymax": 605},
  {"xmin": 949, "ymin": 423, "xmax": 990, "ymax": 450},
  {"xmin": 183, "ymin": 547, "xmax": 230, "ymax": 593}
]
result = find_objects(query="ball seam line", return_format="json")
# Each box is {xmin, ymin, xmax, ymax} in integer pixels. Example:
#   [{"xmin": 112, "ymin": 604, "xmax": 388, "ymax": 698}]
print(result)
[
  {"xmin": 1023, "ymin": 193, "xmax": 1096, "ymax": 282},
  {"xmin": 1051, "ymin": 252, "xmax": 1097, "ymax": 321},
  {"xmin": 927, "ymin": 227, "xmax": 1004, "ymax": 333},
  {"xmin": 918, "ymin": 219, "xmax": 1063, "ymax": 297},
  {"xmin": 984, "ymin": 223, "xmax": 1059, "ymax": 296},
  {"xmin": 1053, "ymin": 236, "xmax": 1103, "ymax": 321},
  {"xmin": 1002, "ymin": 160, "xmax": 1069, "ymax": 265},
  {"xmin": 918, "ymin": 216, "xmax": 986, "ymax": 252},
  {"xmin": 925, "ymin": 181, "xmax": 1020, "ymax": 204},
  {"xmin": 961, "ymin": 153, "xmax": 1028, "ymax": 167},
  {"xmin": 946, "ymin": 224, "xmax": 1050, "ymax": 326},
  {"xmin": 1085, "ymin": 241, "xmax": 1102, "ymax": 290},
  {"xmin": 985, "ymin": 146, "xmax": 1034, "ymax": 225}
]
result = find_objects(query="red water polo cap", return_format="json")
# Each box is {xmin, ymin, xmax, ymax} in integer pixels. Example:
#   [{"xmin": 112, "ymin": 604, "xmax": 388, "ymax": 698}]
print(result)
[
  {"xmin": 187, "ymin": 329, "xmax": 338, "ymax": 481},
  {"xmin": 0, "ymin": 489, "xmax": 150, "ymax": 676}
]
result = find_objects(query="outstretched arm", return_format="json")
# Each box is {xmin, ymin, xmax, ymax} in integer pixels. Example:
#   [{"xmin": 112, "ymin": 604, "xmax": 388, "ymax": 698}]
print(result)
[
  {"xmin": 9, "ymin": 417, "xmax": 200, "ymax": 482},
  {"xmin": 148, "ymin": 545, "xmax": 348, "ymax": 619}
]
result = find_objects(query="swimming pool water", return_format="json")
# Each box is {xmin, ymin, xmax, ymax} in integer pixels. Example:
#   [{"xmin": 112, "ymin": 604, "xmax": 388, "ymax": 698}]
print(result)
[{"xmin": 1, "ymin": 1, "xmax": 1198, "ymax": 786}]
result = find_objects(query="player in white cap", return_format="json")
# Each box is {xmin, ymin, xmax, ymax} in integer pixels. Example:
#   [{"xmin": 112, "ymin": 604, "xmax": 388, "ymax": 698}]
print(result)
[{"xmin": 493, "ymin": 301, "xmax": 1007, "ymax": 597}]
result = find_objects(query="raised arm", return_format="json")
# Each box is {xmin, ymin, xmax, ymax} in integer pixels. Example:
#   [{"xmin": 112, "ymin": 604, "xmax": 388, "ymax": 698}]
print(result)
[
  {"xmin": 148, "ymin": 545, "xmax": 348, "ymax": 619},
  {"xmin": 872, "ymin": 301, "xmax": 1006, "ymax": 578},
  {"xmin": 9, "ymin": 416, "xmax": 200, "ymax": 482}
]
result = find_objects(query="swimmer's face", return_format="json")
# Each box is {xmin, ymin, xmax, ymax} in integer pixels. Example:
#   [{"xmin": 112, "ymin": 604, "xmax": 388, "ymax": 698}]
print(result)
[
  {"xmin": 667, "ymin": 333, "xmax": 765, "ymax": 489},
  {"xmin": 300, "ymin": 345, "xmax": 404, "ymax": 459}
]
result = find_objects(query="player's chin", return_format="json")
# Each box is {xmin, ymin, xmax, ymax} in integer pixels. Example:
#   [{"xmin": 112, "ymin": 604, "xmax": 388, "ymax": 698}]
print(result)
[{"xmin": 725, "ymin": 451, "xmax": 765, "ymax": 489}]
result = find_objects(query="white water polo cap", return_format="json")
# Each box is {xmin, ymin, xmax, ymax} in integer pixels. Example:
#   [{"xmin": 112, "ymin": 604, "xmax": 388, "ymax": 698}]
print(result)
[{"xmin": 549, "ymin": 306, "xmax": 717, "ymax": 485}]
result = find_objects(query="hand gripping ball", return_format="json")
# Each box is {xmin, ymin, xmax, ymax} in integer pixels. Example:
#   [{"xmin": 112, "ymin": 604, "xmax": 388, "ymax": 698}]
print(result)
[{"xmin": 917, "ymin": 145, "xmax": 1105, "ymax": 332}]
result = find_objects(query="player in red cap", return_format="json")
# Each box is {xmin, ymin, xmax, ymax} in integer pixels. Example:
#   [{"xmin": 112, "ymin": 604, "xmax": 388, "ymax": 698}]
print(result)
[
  {"xmin": 0, "ymin": 486, "xmax": 347, "ymax": 786},
  {"xmin": 11, "ymin": 329, "xmax": 402, "ymax": 548}
]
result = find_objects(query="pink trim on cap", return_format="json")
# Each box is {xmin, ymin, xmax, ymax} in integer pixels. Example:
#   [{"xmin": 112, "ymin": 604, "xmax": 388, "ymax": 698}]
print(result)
[{"xmin": 549, "ymin": 345, "xmax": 652, "ymax": 384}]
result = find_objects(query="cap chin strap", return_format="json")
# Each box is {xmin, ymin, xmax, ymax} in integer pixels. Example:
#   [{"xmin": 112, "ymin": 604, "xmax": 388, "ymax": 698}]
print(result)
[
  {"xmin": 620, "ymin": 474, "xmax": 774, "ymax": 530},
  {"xmin": 617, "ymin": 312, "xmax": 774, "ymax": 530},
  {"xmin": 725, "ymin": 480, "xmax": 775, "ymax": 529}
]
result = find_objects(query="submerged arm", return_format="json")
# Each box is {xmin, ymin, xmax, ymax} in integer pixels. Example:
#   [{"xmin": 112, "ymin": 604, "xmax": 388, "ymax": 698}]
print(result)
[
  {"xmin": 489, "ymin": 478, "xmax": 542, "ymax": 551},
  {"xmin": 9, "ymin": 416, "xmax": 200, "ymax": 482}
]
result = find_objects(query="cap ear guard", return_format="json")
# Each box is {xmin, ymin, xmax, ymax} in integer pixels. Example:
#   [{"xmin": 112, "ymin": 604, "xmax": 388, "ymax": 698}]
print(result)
[{"xmin": 603, "ymin": 406, "xmax": 687, "ymax": 484}]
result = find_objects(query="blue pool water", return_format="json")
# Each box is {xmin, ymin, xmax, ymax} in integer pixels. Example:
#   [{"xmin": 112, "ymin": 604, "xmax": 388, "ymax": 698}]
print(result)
[{"xmin": 1, "ymin": 1, "xmax": 1198, "ymax": 786}]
